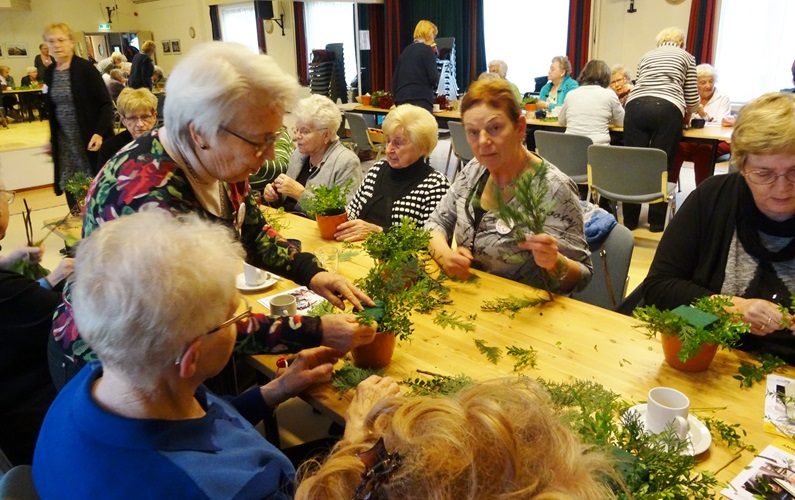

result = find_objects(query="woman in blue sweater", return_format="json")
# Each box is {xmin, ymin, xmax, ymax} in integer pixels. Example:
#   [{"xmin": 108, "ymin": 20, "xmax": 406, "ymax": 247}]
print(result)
[{"xmin": 538, "ymin": 55, "xmax": 579, "ymax": 112}]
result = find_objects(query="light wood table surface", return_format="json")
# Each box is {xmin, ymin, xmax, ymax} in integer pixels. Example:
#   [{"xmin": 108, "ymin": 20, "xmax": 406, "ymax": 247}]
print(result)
[{"xmin": 247, "ymin": 210, "xmax": 793, "ymax": 488}]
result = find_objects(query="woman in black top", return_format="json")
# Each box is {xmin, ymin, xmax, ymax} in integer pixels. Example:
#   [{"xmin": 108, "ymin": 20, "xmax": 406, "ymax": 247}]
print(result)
[
  {"xmin": 337, "ymin": 104, "xmax": 450, "ymax": 241},
  {"xmin": 392, "ymin": 20, "xmax": 439, "ymax": 113},
  {"xmin": 128, "ymin": 40, "xmax": 156, "ymax": 90}
]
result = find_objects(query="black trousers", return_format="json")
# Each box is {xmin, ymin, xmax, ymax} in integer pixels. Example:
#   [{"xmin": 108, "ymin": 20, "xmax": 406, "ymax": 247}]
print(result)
[{"xmin": 621, "ymin": 96, "xmax": 683, "ymax": 229}]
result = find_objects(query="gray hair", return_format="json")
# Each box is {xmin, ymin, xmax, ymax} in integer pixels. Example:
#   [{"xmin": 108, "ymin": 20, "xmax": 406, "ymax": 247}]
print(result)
[
  {"xmin": 26, "ymin": 66, "xmax": 37, "ymax": 74},
  {"xmin": 488, "ymin": 60, "xmax": 508, "ymax": 79},
  {"xmin": 109, "ymin": 68, "xmax": 124, "ymax": 83},
  {"xmin": 478, "ymin": 71, "xmax": 501, "ymax": 82},
  {"xmin": 382, "ymin": 104, "xmax": 438, "ymax": 157},
  {"xmin": 656, "ymin": 27, "xmax": 685, "ymax": 47},
  {"xmin": 552, "ymin": 55, "xmax": 572, "ymax": 75},
  {"xmin": 153, "ymin": 65, "xmax": 164, "ymax": 78},
  {"xmin": 610, "ymin": 64, "xmax": 632, "ymax": 81},
  {"xmin": 696, "ymin": 63, "xmax": 717, "ymax": 80},
  {"xmin": 111, "ymin": 51, "xmax": 123, "ymax": 63},
  {"xmin": 293, "ymin": 94, "xmax": 342, "ymax": 140},
  {"xmin": 72, "ymin": 210, "xmax": 245, "ymax": 387},
  {"xmin": 164, "ymin": 42, "xmax": 299, "ymax": 155}
]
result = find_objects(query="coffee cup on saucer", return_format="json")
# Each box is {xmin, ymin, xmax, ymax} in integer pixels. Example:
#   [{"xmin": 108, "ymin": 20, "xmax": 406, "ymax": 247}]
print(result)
[
  {"xmin": 647, "ymin": 387, "xmax": 690, "ymax": 440},
  {"xmin": 243, "ymin": 262, "xmax": 266, "ymax": 287}
]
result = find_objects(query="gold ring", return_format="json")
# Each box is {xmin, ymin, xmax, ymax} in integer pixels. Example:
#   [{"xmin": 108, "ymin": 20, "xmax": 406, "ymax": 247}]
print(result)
[{"xmin": 766, "ymin": 317, "xmax": 773, "ymax": 328}]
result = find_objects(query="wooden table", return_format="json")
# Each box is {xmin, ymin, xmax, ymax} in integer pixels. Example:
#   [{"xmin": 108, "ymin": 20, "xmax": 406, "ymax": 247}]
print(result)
[
  {"xmin": 3, "ymin": 87, "xmax": 44, "ymax": 122},
  {"xmin": 247, "ymin": 210, "xmax": 793, "ymax": 488}
]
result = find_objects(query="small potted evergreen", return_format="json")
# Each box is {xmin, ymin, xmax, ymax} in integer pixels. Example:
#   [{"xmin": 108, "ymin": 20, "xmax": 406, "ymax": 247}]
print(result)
[
  {"xmin": 633, "ymin": 296, "xmax": 750, "ymax": 372},
  {"xmin": 302, "ymin": 180, "xmax": 352, "ymax": 239}
]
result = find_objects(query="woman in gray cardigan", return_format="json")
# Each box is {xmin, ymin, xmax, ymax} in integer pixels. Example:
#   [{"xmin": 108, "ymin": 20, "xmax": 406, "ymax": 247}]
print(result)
[{"xmin": 263, "ymin": 94, "xmax": 362, "ymax": 217}]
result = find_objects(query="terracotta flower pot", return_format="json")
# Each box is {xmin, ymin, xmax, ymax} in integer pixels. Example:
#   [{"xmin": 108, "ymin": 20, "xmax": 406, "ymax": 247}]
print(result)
[
  {"xmin": 352, "ymin": 332, "xmax": 397, "ymax": 369},
  {"xmin": 661, "ymin": 334, "xmax": 718, "ymax": 372},
  {"xmin": 360, "ymin": 95, "xmax": 372, "ymax": 106},
  {"xmin": 525, "ymin": 103, "xmax": 538, "ymax": 112},
  {"xmin": 315, "ymin": 211, "xmax": 348, "ymax": 240}
]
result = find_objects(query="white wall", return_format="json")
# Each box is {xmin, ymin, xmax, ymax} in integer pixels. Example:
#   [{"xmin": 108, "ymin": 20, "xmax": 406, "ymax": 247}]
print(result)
[{"xmin": 593, "ymin": 0, "xmax": 693, "ymax": 77}]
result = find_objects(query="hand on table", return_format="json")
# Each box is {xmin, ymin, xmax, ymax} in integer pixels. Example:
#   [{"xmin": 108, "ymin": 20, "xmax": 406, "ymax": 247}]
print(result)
[
  {"xmin": 724, "ymin": 296, "xmax": 795, "ymax": 336},
  {"xmin": 343, "ymin": 375, "xmax": 401, "ymax": 443},
  {"xmin": 263, "ymin": 183, "xmax": 280, "ymax": 204},
  {"xmin": 309, "ymin": 271, "xmax": 374, "ymax": 311},
  {"xmin": 721, "ymin": 116, "xmax": 736, "ymax": 127},
  {"xmin": 517, "ymin": 233, "xmax": 560, "ymax": 272},
  {"xmin": 272, "ymin": 174, "xmax": 305, "ymax": 201},
  {"xmin": 537, "ymin": 101, "xmax": 549, "ymax": 110},
  {"xmin": 436, "ymin": 246, "xmax": 474, "ymax": 280},
  {"xmin": 46, "ymin": 257, "xmax": 74, "ymax": 287},
  {"xmin": 320, "ymin": 314, "xmax": 377, "ymax": 351},
  {"xmin": 260, "ymin": 346, "xmax": 344, "ymax": 408},
  {"xmin": 0, "ymin": 245, "xmax": 43, "ymax": 269},
  {"xmin": 87, "ymin": 134, "xmax": 103, "ymax": 152},
  {"xmin": 334, "ymin": 219, "xmax": 382, "ymax": 242}
]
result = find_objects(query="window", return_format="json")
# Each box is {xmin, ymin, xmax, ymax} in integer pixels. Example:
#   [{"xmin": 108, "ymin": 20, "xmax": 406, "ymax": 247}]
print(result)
[
  {"xmin": 219, "ymin": 2, "xmax": 259, "ymax": 54},
  {"xmin": 483, "ymin": 0, "xmax": 570, "ymax": 96},
  {"xmin": 304, "ymin": 2, "xmax": 358, "ymax": 87},
  {"xmin": 714, "ymin": 0, "xmax": 795, "ymax": 103}
]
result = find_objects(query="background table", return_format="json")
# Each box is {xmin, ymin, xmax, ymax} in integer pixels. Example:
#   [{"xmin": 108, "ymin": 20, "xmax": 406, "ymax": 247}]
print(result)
[
  {"xmin": 2, "ymin": 88, "xmax": 44, "ymax": 122},
  {"xmin": 247, "ymin": 210, "xmax": 793, "ymax": 489}
]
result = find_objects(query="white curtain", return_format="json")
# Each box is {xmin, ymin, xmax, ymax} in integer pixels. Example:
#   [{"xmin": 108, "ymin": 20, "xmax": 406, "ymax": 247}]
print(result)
[
  {"xmin": 304, "ymin": 2, "xmax": 358, "ymax": 88},
  {"xmin": 714, "ymin": 0, "xmax": 795, "ymax": 103},
  {"xmin": 219, "ymin": 3, "xmax": 259, "ymax": 54},
  {"xmin": 483, "ymin": 0, "xmax": 570, "ymax": 96}
]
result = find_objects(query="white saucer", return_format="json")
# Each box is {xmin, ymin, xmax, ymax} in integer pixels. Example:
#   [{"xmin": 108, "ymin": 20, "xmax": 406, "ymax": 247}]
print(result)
[
  {"xmin": 236, "ymin": 272, "xmax": 279, "ymax": 292},
  {"xmin": 626, "ymin": 404, "xmax": 712, "ymax": 456}
]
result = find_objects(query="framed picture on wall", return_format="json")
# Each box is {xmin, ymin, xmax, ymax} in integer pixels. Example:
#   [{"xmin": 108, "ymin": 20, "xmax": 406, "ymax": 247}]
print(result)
[
  {"xmin": 170, "ymin": 40, "xmax": 181, "ymax": 54},
  {"xmin": 6, "ymin": 42, "xmax": 28, "ymax": 57},
  {"xmin": 161, "ymin": 40, "xmax": 171, "ymax": 54},
  {"xmin": 0, "ymin": 45, "xmax": 4, "ymax": 58}
]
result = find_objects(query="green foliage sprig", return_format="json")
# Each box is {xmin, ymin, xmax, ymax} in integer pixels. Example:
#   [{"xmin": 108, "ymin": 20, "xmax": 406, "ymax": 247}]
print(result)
[
  {"xmin": 331, "ymin": 362, "xmax": 386, "ymax": 392},
  {"xmin": 266, "ymin": 207, "xmax": 290, "ymax": 234},
  {"xmin": 696, "ymin": 414, "xmax": 756, "ymax": 451},
  {"xmin": 362, "ymin": 218, "xmax": 431, "ymax": 262},
  {"xmin": 480, "ymin": 294, "xmax": 550, "ymax": 319},
  {"xmin": 734, "ymin": 353, "xmax": 786, "ymax": 388},
  {"xmin": 521, "ymin": 95, "xmax": 539, "ymax": 105},
  {"xmin": 473, "ymin": 338, "xmax": 501, "ymax": 364},
  {"xmin": 633, "ymin": 295, "xmax": 749, "ymax": 362},
  {"xmin": 402, "ymin": 373, "xmax": 475, "ymax": 396},
  {"xmin": 433, "ymin": 310, "xmax": 475, "ymax": 332},
  {"xmin": 306, "ymin": 300, "xmax": 339, "ymax": 317},
  {"xmin": 302, "ymin": 180, "xmax": 353, "ymax": 217},
  {"xmin": 506, "ymin": 345, "xmax": 537, "ymax": 371},
  {"xmin": 64, "ymin": 171, "xmax": 92, "ymax": 204}
]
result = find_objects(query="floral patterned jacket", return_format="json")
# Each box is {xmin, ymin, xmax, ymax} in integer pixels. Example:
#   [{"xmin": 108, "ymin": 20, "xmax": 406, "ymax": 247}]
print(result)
[{"xmin": 51, "ymin": 129, "xmax": 325, "ymax": 367}]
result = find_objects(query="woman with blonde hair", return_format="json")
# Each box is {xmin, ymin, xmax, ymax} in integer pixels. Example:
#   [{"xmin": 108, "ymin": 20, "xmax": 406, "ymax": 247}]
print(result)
[
  {"xmin": 129, "ymin": 40, "xmax": 156, "ymax": 90},
  {"xmin": 392, "ymin": 20, "xmax": 440, "ymax": 112},
  {"xmin": 96, "ymin": 87, "xmax": 158, "ymax": 168},
  {"xmin": 296, "ymin": 376, "xmax": 617, "ymax": 499},
  {"xmin": 335, "ymin": 104, "xmax": 449, "ymax": 241}
]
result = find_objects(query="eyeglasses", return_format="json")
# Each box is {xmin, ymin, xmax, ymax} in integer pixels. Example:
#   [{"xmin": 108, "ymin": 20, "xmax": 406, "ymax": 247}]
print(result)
[
  {"xmin": 123, "ymin": 114, "xmax": 155, "ymax": 124},
  {"xmin": 292, "ymin": 127, "xmax": 327, "ymax": 137},
  {"xmin": 745, "ymin": 169, "xmax": 795, "ymax": 185},
  {"xmin": 0, "ymin": 190, "xmax": 15, "ymax": 204},
  {"xmin": 610, "ymin": 78, "xmax": 626, "ymax": 86},
  {"xmin": 220, "ymin": 126, "xmax": 278, "ymax": 158},
  {"xmin": 174, "ymin": 297, "xmax": 252, "ymax": 364}
]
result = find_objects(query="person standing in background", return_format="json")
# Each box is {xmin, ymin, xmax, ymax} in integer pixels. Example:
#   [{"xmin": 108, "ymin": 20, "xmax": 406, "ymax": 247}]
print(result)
[
  {"xmin": 392, "ymin": 20, "xmax": 439, "ymax": 113},
  {"xmin": 42, "ymin": 22, "xmax": 114, "ymax": 209},
  {"xmin": 128, "ymin": 40, "xmax": 156, "ymax": 90},
  {"xmin": 34, "ymin": 43, "xmax": 53, "ymax": 82},
  {"xmin": 622, "ymin": 27, "xmax": 698, "ymax": 232}
]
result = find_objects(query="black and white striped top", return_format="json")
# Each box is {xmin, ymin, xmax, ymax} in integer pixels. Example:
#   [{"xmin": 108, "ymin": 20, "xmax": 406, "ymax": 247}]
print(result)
[
  {"xmin": 347, "ymin": 160, "xmax": 450, "ymax": 229},
  {"xmin": 626, "ymin": 42, "xmax": 699, "ymax": 115}
]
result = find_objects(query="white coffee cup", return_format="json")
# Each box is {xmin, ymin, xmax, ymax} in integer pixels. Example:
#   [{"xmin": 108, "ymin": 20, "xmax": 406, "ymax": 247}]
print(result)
[
  {"xmin": 432, "ymin": 104, "xmax": 441, "ymax": 113},
  {"xmin": 646, "ymin": 387, "xmax": 690, "ymax": 440},
  {"xmin": 243, "ymin": 262, "xmax": 266, "ymax": 286},
  {"xmin": 270, "ymin": 294, "xmax": 297, "ymax": 316}
]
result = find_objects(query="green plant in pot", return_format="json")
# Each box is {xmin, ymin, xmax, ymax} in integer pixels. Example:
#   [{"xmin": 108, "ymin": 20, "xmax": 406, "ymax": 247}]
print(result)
[
  {"xmin": 633, "ymin": 295, "xmax": 750, "ymax": 372},
  {"xmin": 521, "ymin": 95, "xmax": 539, "ymax": 112},
  {"xmin": 302, "ymin": 180, "xmax": 352, "ymax": 239}
]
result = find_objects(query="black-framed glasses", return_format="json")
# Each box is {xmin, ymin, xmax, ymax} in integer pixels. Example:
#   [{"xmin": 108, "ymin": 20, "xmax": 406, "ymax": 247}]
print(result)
[
  {"xmin": 0, "ymin": 190, "xmax": 14, "ymax": 204},
  {"xmin": 174, "ymin": 297, "xmax": 252, "ymax": 364},
  {"xmin": 745, "ymin": 169, "xmax": 795, "ymax": 185},
  {"xmin": 220, "ymin": 125, "xmax": 277, "ymax": 158}
]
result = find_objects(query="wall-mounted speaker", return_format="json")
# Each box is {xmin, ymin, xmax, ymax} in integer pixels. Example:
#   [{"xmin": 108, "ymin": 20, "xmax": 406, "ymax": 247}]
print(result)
[{"xmin": 256, "ymin": 1, "xmax": 274, "ymax": 20}]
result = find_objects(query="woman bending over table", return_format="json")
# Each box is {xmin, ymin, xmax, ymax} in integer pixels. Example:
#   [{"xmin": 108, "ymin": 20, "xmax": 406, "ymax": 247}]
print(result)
[
  {"xmin": 642, "ymin": 93, "xmax": 795, "ymax": 362},
  {"xmin": 426, "ymin": 79, "xmax": 591, "ymax": 294},
  {"xmin": 334, "ymin": 104, "xmax": 450, "ymax": 241},
  {"xmin": 537, "ymin": 55, "xmax": 579, "ymax": 112},
  {"xmin": 263, "ymin": 94, "xmax": 361, "ymax": 217},
  {"xmin": 49, "ymin": 42, "xmax": 374, "ymax": 388},
  {"xmin": 296, "ymin": 376, "xmax": 617, "ymax": 499},
  {"xmin": 36, "ymin": 211, "xmax": 380, "ymax": 498}
]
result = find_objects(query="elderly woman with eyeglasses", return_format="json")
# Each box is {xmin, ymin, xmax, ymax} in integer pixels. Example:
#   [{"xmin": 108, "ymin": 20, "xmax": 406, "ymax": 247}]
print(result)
[
  {"xmin": 642, "ymin": 93, "xmax": 795, "ymax": 363},
  {"xmin": 35, "ymin": 211, "xmax": 382, "ymax": 498},
  {"xmin": 96, "ymin": 87, "xmax": 158, "ymax": 169},
  {"xmin": 49, "ymin": 42, "xmax": 374, "ymax": 388},
  {"xmin": 263, "ymin": 94, "xmax": 362, "ymax": 217}
]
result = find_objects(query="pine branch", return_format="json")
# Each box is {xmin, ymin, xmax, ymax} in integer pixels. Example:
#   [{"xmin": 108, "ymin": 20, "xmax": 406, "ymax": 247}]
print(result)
[
  {"xmin": 506, "ymin": 345, "xmax": 537, "ymax": 371},
  {"xmin": 480, "ymin": 294, "xmax": 550, "ymax": 318},
  {"xmin": 473, "ymin": 338, "xmax": 501, "ymax": 364},
  {"xmin": 433, "ymin": 310, "xmax": 476, "ymax": 332}
]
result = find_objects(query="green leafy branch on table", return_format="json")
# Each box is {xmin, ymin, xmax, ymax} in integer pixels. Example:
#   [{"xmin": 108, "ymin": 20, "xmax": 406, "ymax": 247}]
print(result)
[
  {"xmin": 734, "ymin": 353, "xmax": 786, "ymax": 388},
  {"xmin": 402, "ymin": 371, "xmax": 475, "ymax": 397},
  {"xmin": 473, "ymin": 338, "xmax": 501, "ymax": 364},
  {"xmin": 481, "ymin": 294, "xmax": 551, "ymax": 318},
  {"xmin": 472, "ymin": 340, "xmax": 538, "ymax": 371},
  {"xmin": 331, "ymin": 363, "xmax": 385, "ymax": 392},
  {"xmin": 433, "ymin": 310, "xmax": 476, "ymax": 332}
]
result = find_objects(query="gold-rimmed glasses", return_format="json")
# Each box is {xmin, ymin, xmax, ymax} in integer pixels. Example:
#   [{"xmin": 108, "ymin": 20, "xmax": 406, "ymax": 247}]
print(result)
[
  {"xmin": 745, "ymin": 169, "xmax": 795, "ymax": 185},
  {"xmin": 220, "ymin": 126, "xmax": 278, "ymax": 158},
  {"xmin": 174, "ymin": 297, "xmax": 252, "ymax": 364}
]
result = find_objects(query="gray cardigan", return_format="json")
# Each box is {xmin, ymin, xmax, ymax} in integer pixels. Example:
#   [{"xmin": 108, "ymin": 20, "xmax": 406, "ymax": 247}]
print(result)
[{"xmin": 282, "ymin": 140, "xmax": 363, "ymax": 216}]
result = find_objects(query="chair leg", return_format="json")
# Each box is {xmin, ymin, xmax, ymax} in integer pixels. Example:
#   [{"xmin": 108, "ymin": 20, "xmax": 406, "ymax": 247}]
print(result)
[{"xmin": 445, "ymin": 142, "xmax": 454, "ymax": 177}]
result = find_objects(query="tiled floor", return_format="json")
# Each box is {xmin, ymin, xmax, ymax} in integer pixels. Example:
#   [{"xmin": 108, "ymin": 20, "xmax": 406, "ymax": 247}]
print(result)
[{"xmin": 0, "ymin": 118, "xmax": 726, "ymax": 448}]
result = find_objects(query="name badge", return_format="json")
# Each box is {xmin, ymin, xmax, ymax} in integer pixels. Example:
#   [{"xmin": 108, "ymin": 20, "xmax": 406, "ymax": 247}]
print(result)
[{"xmin": 495, "ymin": 218, "xmax": 512, "ymax": 235}]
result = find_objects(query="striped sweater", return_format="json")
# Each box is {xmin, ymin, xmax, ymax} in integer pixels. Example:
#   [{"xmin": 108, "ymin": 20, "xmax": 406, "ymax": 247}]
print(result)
[{"xmin": 627, "ymin": 42, "xmax": 699, "ymax": 116}]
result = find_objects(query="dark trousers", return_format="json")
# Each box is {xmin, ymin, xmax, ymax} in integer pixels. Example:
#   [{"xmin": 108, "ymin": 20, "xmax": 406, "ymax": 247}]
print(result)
[
  {"xmin": 671, "ymin": 140, "xmax": 730, "ymax": 186},
  {"xmin": 621, "ymin": 97, "xmax": 683, "ymax": 229}
]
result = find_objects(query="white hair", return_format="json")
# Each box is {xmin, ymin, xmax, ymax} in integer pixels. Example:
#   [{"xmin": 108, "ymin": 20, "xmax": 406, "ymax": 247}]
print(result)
[
  {"xmin": 293, "ymin": 94, "xmax": 342, "ymax": 139},
  {"xmin": 488, "ymin": 60, "xmax": 508, "ymax": 79},
  {"xmin": 696, "ymin": 63, "xmax": 717, "ymax": 80},
  {"xmin": 164, "ymin": 42, "xmax": 299, "ymax": 155},
  {"xmin": 382, "ymin": 104, "xmax": 438, "ymax": 157},
  {"xmin": 655, "ymin": 27, "xmax": 685, "ymax": 47},
  {"xmin": 72, "ymin": 210, "xmax": 245, "ymax": 387}
]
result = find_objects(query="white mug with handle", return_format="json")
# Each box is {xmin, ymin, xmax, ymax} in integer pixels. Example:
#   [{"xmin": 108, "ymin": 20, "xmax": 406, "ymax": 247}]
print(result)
[{"xmin": 646, "ymin": 387, "xmax": 690, "ymax": 440}]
